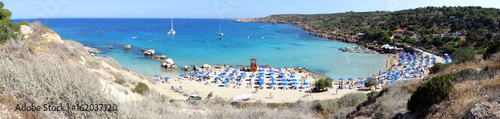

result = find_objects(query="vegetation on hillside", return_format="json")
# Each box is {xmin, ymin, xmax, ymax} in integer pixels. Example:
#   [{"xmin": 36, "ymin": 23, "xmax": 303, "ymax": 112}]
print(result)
[
  {"xmin": 251, "ymin": 6, "xmax": 500, "ymax": 60},
  {"xmin": 0, "ymin": 2, "xmax": 19, "ymax": 43},
  {"xmin": 407, "ymin": 74, "xmax": 457, "ymax": 113}
]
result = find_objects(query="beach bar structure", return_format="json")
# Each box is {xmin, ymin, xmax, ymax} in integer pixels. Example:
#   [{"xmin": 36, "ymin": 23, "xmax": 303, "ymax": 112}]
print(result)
[{"xmin": 250, "ymin": 58, "xmax": 257, "ymax": 72}]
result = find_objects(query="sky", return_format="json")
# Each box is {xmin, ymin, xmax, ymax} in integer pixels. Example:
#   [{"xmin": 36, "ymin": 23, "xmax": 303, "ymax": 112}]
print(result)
[{"xmin": 4, "ymin": 0, "xmax": 500, "ymax": 19}]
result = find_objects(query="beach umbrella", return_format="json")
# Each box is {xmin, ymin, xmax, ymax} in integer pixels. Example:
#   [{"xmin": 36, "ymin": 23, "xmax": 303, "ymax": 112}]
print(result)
[
  {"xmin": 259, "ymin": 79, "xmax": 265, "ymax": 82},
  {"xmin": 233, "ymin": 69, "xmax": 238, "ymax": 72},
  {"xmin": 269, "ymin": 72, "xmax": 275, "ymax": 75},
  {"xmin": 291, "ymin": 79, "xmax": 298, "ymax": 81},
  {"xmin": 277, "ymin": 67, "xmax": 282, "ymax": 69},
  {"xmin": 218, "ymin": 74, "xmax": 224, "ymax": 76},
  {"xmin": 225, "ymin": 77, "xmax": 232, "ymax": 80},
  {"xmin": 194, "ymin": 71, "xmax": 199, "ymax": 73},
  {"xmin": 215, "ymin": 77, "xmax": 221, "ymax": 80},
  {"xmin": 391, "ymin": 74, "xmax": 397, "ymax": 77},
  {"xmin": 249, "ymin": 75, "xmax": 255, "ymax": 78},
  {"xmin": 280, "ymin": 72, "xmax": 285, "ymax": 75},
  {"xmin": 303, "ymin": 82, "xmax": 309, "ymax": 85},
  {"xmin": 271, "ymin": 82, "xmax": 277, "ymax": 85},
  {"xmin": 359, "ymin": 81, "xmax": 366, "ymax": 83},
  {"xmin": 259, "ymin": 81, "xmax": 265, "ymax": 85},
  {"xmin": 259, "ymin": 72, "xmax": 265, "ymax": 75},
  {"xmin": 154, "ymin": 75, "xmax": 160, "ymax": 77},
  {"xmin": 270, "ymin": 78, "xmax": 276, "ymax": 81},
  {"xmin": 339, "ymin": 78, "xmax": 345, "ymax": 80},
  {"xmin": 164, "ymin": 77, "xmax": 170, "ymax": 80},
  {"xmin": 367, "ymin": 77, "xmax": 373, "ymax": 80},
  {"xmin": 396, "ymin": 69, "xmax": 401, "ymax": 71},
  {"xmin": 415, "ymin": 71, "xmax": 421, "ymax": 74},
  {"xmin": 193, "ymin": 74, "xmax": 198, "ymax": 77},
  {"xmin": 405, "ymin": 63, "xmax": 410, "ymax": 65},
  {"xmin": 383, "ymin": 71, "xmax": 388, "ymax": 74},
  {"xmin": 281, "ymin": 79, "xmax": 287, "ymax": 82},
  {"xmin": 411, "ymin": 65, "xmax": 415, "ymax": 67},
  {"xmin": 229, "ymin": 75, "xmax": 234, "ymax": 77},
  {"xmin": 387, "ymin": 78, "xmax": 393, "ymax": 80},
  {"xmin": 282, "ymin": 82, "xmax": 289, "ymax": 85},
  {"xmin": 406, "ymin": 76, "xmax": 411, "ymax": 79},
  {"xmin": 240, "ymin": 72, "xmax": 245, "ymax": 75},
  {"xmin": 259, "ymin": 70, "xmax": 265, "ymax": 72},
  {"xmin": 331, "ymin": 78, "xmax": 335, "ymax": 81},
  {"xmin": 187, "ymin": 73, "xmax": 193, "ymax": 75},
  {"xmin": 358, "ymin": 77, "xmax": 363, "ymax": 80},
  {"xmin": 412, "ymin": 68, "xmax": 417, "ymax": 71},
  {"xmin": 390, "ymin": 81, "xmax": 396, "ymax": 83},
  {"xmin": 235, "ymin": 67, "xmax": 240, "ymax": 70},
  {"xmin": 239, "ymin": 75, "xmax": 244, "ymax": 78},
  {"xmin": 224, "ymin": 69, "xmax": 229, "ymax": 72},
  {"xmin": 200, "ymin": 75, "xmax": 205, "ymax": 78},
  {"xmin": 426, "ymin": 62, "xmax": 430, "ymax": 65},
  {"xmin": 407, "ymin": 72, "xmax": 413, "ymax": 74},
  {"xmin": 258, "ymin": 75, "xmax": 265, "ymax": 78},
  {"xmin": 222, "ymin": 81, "xmax": 228, "ymax": 84},
  {"xmin": 391, "ymin": 71, "xmax": 396, "ymax": 73},
  {"xmin": 419, "ymin": 63, "xmax": 423, "ymax": 66},
  {"xmin": 433, "ymin": 58, "xmax": 437, "ymax": 62},
  {"xmin": 404, "ymin": 69, "xmax": 410, "ymax": 71},
  {"xmin": 290, "ymin": 75, "xmax": 296, "ymax": 78},
  {"xmin": 280, "ymin": 75, "xmax": 286, "ymax": 78},
  {"xmin": 379, "ymin": 73, "xmax": 384, "ymax": 76},
  {"xmin": 226, "ymin": 67, "xmax": 231, "ymax": 69},
  {"xmin": 348, "ymin": 78, "xmax": 354, "ymax": 81},
  {"xmin": 396, "ymin": 72, "xmax": 402, "ymax": 75},
  {"xmin": 395, "ymin": 76, "xmax": 401, "ymax": 79},
  {"xmin": 388, "ymin": 73, "xmax": 393, "ymax": 76},
  {"xmin": 179, "ymin": 74, "xmax": 186, "ymax": 77},
  {"xmin": 292, "ymin": 82, "xmax": 299, "ymax": 85}
]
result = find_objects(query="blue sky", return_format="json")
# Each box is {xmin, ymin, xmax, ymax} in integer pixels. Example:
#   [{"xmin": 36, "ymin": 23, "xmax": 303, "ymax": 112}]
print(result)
[{"xmin": 5, "ymin": 0, "xmax": 500, "ymax": 19}]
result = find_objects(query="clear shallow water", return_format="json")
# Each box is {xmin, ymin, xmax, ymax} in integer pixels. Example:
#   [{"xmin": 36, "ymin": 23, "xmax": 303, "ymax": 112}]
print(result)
[{"xmin": 15, "ymin": 18, "xmax": 387, "ymax": 78}]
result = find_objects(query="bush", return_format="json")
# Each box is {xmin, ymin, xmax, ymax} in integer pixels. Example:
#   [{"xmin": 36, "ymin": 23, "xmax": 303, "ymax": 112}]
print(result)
[
  {"xmin": 314, "ymin": 99, "xmax": 338, "ymax": 112},
  {"xmin": 453, "ymin": 48, "xmax": 475, "ymax": 62},
  {"xmin": 314, "ymin": 78, "xmax": 332, "ymax": 91},
  {"xmin": 429, "ymin": 63, "xmax": 453, "ymax": 74},
  {"xmin": 356, "ymin": 104, "xmax": 363, "ymax": 111},
  {"xmin": 407, "ymin": 74, "xmax": 457, "ymax": 113},
  {"xmin": 364, "ymin": 80, "xmax": 378, "ymax": 87},
  {"xmin": 20, "ymin": 20, "xmax": 29, "ymax": 25},
  {"xmin": 132, "ymin": 82, "xmax": 149, "ymax": 94},
  {"xmin": 114, "ymin": 76, "xmax": 126, "ymax": 85},
  {"xmin": 484, "ymin": 40, "xmax": 500, "ymax": 59}
]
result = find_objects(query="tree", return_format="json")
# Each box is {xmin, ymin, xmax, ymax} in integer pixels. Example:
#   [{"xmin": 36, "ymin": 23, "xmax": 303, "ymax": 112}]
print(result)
[
  {"xmin": 453, "ymin": 48, "xmax": 475, "ymax": 62},
  {"xmin": 20, "ymin": 20, "xmax": 29, "ymax": 25},
  {"xmin": 314, "ymin": 78, "xmax": 332, "ymax": 91}
]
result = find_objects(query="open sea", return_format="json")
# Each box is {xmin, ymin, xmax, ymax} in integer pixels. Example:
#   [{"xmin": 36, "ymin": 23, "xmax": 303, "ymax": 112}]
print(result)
[{"xmin": 15, "ymin": 18, "xmax": 388, "ymax": 78}]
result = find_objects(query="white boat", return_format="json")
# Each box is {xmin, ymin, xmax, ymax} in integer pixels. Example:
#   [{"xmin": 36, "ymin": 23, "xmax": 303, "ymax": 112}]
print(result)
[
  {"xmin": 219, "ymin": 23, "xmax": 223, "ymax": 36},
  {"xmin": 167, "ymin": 16, "xmax": 175, "ymax": 35}
]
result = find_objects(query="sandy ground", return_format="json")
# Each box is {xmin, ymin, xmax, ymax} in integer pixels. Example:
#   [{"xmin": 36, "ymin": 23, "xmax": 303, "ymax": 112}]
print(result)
[{"xmin": 145, "ymin": 48, "xmax": 447, "ymax": 103}]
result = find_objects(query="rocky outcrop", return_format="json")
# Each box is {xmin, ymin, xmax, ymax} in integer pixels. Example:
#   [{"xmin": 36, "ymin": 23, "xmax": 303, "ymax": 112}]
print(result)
[
  {"xmin": 193, "ymin": 65, "xmax": 199, "ymax": 71},
  {"xmin": 20, "ymin": 25, "xmax": 33, "ymax": 35},
  {"xmin": 469, "ymin": 101, "xmax": 500, "ymax": 118},
  {"xmin": 123, "ymin": 45, "xmax": 131, "ymax": 50},
  {"xmin": 84, "ymin": 47, "xmax": 102, "ymax": 53},
  {"xmin": 183, "ymin": 65, "xmax": 192, "ymax": 71},
  {"xmin": 155, "ymin": 55, "xmax": 166, "ymax": 60},
  {"xmin": 144, "ymin": 49, "xmax": 155, "ymax": 55},
  {"xmin": 161, "ymin": 58, "xmax": 177, "ymax": 70},
  {"xmin": 109, "ymin": 46, "xmax": 114, "ymax": 49},
  {"xmin": 202, "ymin": 64, "xmax": 211, "ymax": 70}
]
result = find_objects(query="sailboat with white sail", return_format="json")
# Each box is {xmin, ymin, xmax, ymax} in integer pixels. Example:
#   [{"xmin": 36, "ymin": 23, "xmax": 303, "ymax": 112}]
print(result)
[
  {"xmin": 167, "ymin": 16, "xmax": 175, "ymax": 35},
  {"xmin": 218, "ymin": 23, "xmax": 223, "ymax": 36}
]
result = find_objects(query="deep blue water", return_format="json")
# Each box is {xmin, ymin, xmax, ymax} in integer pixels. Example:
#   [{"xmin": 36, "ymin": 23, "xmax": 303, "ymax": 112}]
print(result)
[{"xmin": 14, "ymin": 18, "xmax": 387, "ymax": 78}]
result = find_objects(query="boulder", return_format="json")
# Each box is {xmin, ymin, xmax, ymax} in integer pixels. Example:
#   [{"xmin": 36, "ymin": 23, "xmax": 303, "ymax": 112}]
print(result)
[
  {"xmin": 469, "ymin": 101, "xmax": 500, "ymax": 118},
  {"xmin": 183, "ymin": 65, "xmax": 192, "ymax": 71},
  {"xmin": 144, "ymin": 49, "xmax": 155, "ymax": 55},
  {"xmin": 193, "ymin": 65, "xmax": 199, "ymax": 71},
  {"xmin": 155, "ymin": 55, "xmax": 166, "ymax": 60},
  {"xmin": 20, "ymin": 25, "xmax": 33, "ymax": 35},
  {"xmin": 109, "ymin": 46, "xmax": 114, "ymax": 49},
  {"xmin": 202, "ymin": 64, "xmax": 211, "ymax": 69},
  {"xmin": 161, "ymin": 58, "xmax": 178, "ymax": 71},
  {"xmin": 123, "ymin": 45, "xmax": 131, "ymax": 50}
]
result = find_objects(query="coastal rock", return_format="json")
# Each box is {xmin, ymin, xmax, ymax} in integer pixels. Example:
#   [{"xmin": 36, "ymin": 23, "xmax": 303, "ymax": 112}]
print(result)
[
  {"xmin": 84, "ymin": 47, "xmax": 102, "ymax": 53},
  {"xmin": 193, "ymin": 65, "xmax": 199, "ymax": 71},
  {"xmin": 161, "ymin": 58, "xmax": 178, "ymax": 70},
  {"xmin": 183, "ymin": 65, "xmax": 192, "ymax": 71},
  {"xmin": 20, "ymin": 25, "xmax": 33, "ymax": 35},
  {"xmin": 144, "ymin": 49, "xmax": 155, "ymax": 55},
  {"xmin": 123, "ymin": 45, "xmax": 131, "ymax": 50},
  {"xmin": 223, "ymin": 64, "xmax": 229, "ymax": 68},
  {"xmin": 109, "ymin": 46, "xmax": 114, "ymax": 49},
  {"xmin": 202, "ymin": 64, "xmax": 211, "ymax": 70},
  {"xmin": 155, "ymin": 55, "xmax": 166, "ymax": 60},
  {"xmin": 469, "ymin": 101, "xmax": 500, "ymax": 118}
]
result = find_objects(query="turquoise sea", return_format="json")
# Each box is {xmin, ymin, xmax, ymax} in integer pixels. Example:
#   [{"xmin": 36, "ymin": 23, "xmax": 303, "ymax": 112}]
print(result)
[{"xmin": 15, "ymin": 18, "xmax": 387, "ymax": 78}]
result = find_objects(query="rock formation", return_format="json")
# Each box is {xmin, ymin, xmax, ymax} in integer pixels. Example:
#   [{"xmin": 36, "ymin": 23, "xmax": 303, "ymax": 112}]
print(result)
[
  {"xmin": 161, "ymin": 58, "xmax": 178, "ymax": 70},
  {"xmin": 123, "ymin": 45, "xmax": 131, "ymax": 50},
  {"xmin": 469, "ymin": 101, "xmax": 500, "ymax": 118},
  {"xmin": 144, "ymin": 49, "xmax": 155, "ymax": 55},
  {"xmin": 109, "ymin": 46, "xmax": 114, "ymax": 49},
  {"xmin": 183, "ymin": 65, "xmax": 192, "ymax": 71},
  {"xmin": 202, "ymin": 64, "xmax": 211, "ymax": 70}
]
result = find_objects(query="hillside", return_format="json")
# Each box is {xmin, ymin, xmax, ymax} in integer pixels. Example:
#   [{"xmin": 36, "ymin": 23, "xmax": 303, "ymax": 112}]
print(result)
[{"xmin": 237, "ymin": 6, "xmax": 500, "ymax": 61}]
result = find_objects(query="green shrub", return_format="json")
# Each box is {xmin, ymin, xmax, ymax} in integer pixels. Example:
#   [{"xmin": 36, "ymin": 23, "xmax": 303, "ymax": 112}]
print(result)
[
  {"xmin": 429, "ymin": 63, "xmax": 453, "ymax": 74},
  {"xmin": 453, "ymin": 48, "xmax": 475, "ymax": 62},
  {"xmin": 366, "ymin": 91, "xmax": 379, "ymax": 102},
  {"xmin": 356, "ymin": 104, "xmax": 363, "ymax": 111},
  {"xmin": 20, "ymin": 20, "xmax": 29, "ymax": 25},
  {"xmin": 114, "ymin": 76, "xmax": 126, "ymax": 85},
  {"xmin": 364, "ymin": 80, "xmax": 378, "ymax": 87},
  {"xmin": 132, "ymin": 82, "xmax": 149, "ymax": 94},
  {"xmin": 313, "ymin": 99, "xmax": 338, "ymax": 112},
  {"xmin": 314, "ymin": 78, "xmax": 332, "ymax": 91},
  {"xmin": 407, "ymin": 74, "xmax": 457, "ymax": 113}
]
